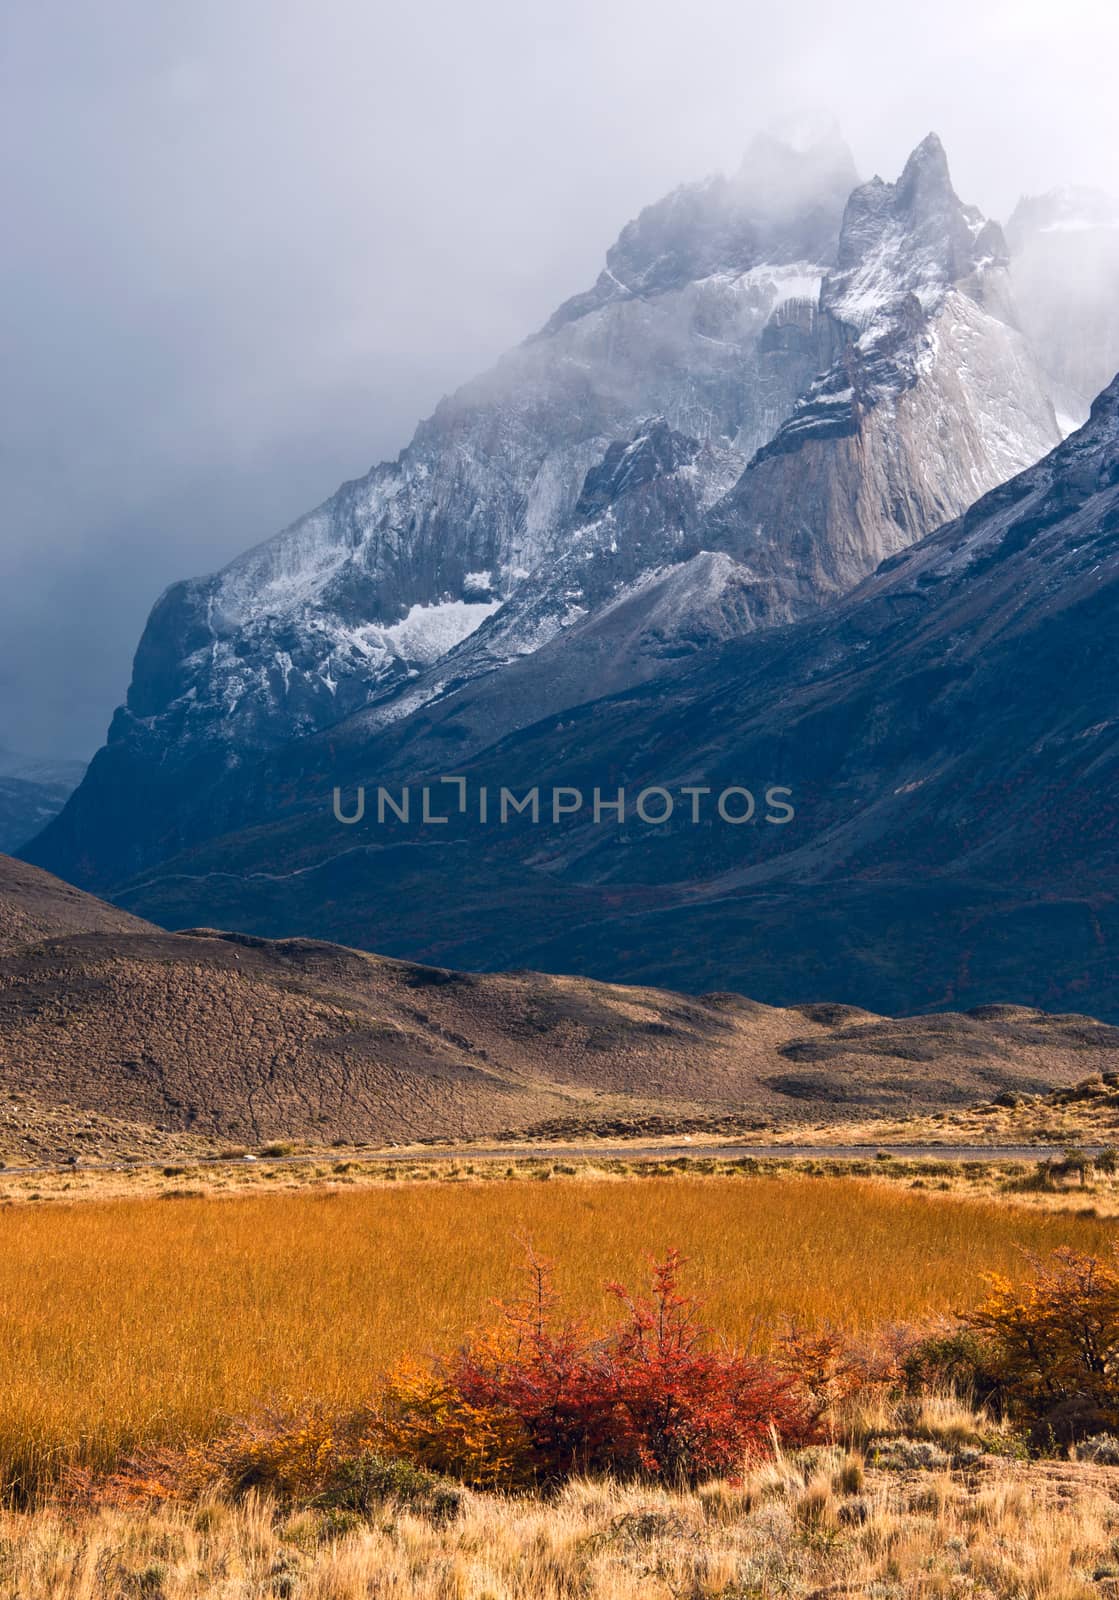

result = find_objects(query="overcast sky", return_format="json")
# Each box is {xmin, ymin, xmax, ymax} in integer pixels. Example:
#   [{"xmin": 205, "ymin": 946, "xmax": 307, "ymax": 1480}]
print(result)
[{"xmin": 2, "ymin": 0, "xmax": 1117, "ymax": 759}]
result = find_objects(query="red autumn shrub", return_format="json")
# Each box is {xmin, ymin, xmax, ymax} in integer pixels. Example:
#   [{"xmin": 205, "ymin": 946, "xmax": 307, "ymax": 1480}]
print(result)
[{"xmin": 375, "ymin": 1250, "xmax": 818, "ymax": 1488}]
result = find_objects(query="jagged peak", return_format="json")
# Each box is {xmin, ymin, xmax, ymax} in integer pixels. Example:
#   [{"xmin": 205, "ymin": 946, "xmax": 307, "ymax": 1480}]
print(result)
[
  {"xmin": 833, "ymin": 134, "xmax": 1000, "ymax": 310},
  {"xmin": 842, "ymin": 134, "xmax": 967, "ymax": 244},
  {"xmin": 896, "ymin": 132, "xmax": 952, "ymax": 201},
  {"xmin": 540, "ymin": 128, "xmax": 857, "ymax": 337}
]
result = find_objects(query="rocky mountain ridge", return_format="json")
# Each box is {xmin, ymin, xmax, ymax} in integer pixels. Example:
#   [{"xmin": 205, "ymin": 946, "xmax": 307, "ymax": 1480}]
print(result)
[
  {"xmin": 31, "ymin": 131, "xmax": 1087, "ymax": 893},
  {"xmin": 100, "ymin": 372, "xmax": 1119, "ymax": 1019}
]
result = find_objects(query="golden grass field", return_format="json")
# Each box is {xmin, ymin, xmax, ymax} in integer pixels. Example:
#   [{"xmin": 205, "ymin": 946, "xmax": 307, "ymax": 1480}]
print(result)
[
  {"xmin": 1, "ymin": 1171, "xmax": 1119, "ymax": 1597},
  {"xmin": 1, "ymin": 1171, "xmax": 1116, "ymax": 1496}
]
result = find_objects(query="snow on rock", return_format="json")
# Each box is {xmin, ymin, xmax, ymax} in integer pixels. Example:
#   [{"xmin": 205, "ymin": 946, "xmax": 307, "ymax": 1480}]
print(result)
[
  {"xmin": 115, "ymin": 128, "xmax": 853, "ymax": 760},
  {"xmin": 376, "ymin": 599, "xmax": 501, "ymax": 665},
  {"xmin": 26, "ymin": 131, "xmax": 1105, "ymax": 892},
  {"xmin": 696, "ymin": 139, "xmax": 1062, "ymax": 627}
]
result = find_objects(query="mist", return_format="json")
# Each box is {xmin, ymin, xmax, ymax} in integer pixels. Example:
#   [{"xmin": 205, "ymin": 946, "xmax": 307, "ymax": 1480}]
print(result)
[{"xmin": 2, "ymin": 0, "xmax": 1117, "ymax": 759}]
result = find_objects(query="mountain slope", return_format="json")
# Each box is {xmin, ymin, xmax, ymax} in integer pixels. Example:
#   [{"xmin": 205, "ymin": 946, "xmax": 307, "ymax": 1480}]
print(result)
[
  {"xmin": 0, "ymin": 854, "xmax": 154, "ymax": 951},
  {"xmin": 2, "ymin": 857, "xmax": 1117, "ymax": 1159},
  {"xmin": 30, "ymin": 132, "xmax": 1066, "ymax": 893},
  {"xmin": 106, "ymin": 374, "xmax": 1119, "ymax": 1018}
]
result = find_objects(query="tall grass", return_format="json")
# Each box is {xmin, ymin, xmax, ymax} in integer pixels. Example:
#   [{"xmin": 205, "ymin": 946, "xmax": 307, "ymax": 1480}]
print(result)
[
  {"xmin": 0, "ymin": 1175, "xmax": 1112, "ymax": 1492},
  {"xmin": 2, "ymin": 1458, "xmax": 1115, "ymax": 1600}
]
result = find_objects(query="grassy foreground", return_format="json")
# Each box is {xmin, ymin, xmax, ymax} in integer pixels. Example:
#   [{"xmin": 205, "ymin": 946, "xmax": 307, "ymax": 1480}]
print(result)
[
  {"xmin": 0, "ymin": 1173, "xmax": 1115, "ymax": 1490},
  {"xmin": 3, "ymin": 1172, "xmax": 1119, "ymax": 1598},
  {"xmin": 6, "ymin": 1450, "xmax": 1119, "ymax": 1600}
]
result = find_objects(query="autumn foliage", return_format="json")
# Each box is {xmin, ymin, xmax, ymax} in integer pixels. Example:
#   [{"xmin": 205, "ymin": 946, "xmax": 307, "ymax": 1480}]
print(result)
[
  {"xmin": 961, "ymin": 1245, "xmax": 1119, "ymax": 1439},
  {"xmin": 373, "ymin": 1250, "xmax": 818, "ymax": 1488}
]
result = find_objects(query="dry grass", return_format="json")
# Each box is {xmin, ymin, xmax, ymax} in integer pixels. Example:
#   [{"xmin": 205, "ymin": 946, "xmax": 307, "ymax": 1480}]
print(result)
[
  {"xmin": 2, "ymin": 1451, "xmax": 1119, "ymax": 1599},
  {"xmin": 5, "ymin": 1145, "xmax": 1119, "ymax": 1216},
  {"xmin": 0, "ymin": 1174, "xmax": 1116, "ymax": 1495},
  {"xmin": 775, "ymin": 1073, "xmax": 1119, "ymax": 1152}
]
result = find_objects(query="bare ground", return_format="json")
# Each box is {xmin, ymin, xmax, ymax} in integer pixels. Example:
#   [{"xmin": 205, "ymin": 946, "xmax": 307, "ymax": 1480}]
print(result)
[{"xmin": 3, "ymin": 854, "xmax": 1118, "ymax": 1163}]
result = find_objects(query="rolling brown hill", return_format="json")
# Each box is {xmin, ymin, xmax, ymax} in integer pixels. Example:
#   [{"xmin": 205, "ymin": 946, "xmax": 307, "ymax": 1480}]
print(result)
[
  {"xmin": 1, "ymin": 854, "xmax": 1118, "ymax": 1162},
  {"xmin": 0, "ymin": 853, "xmax": 154, "ymax": 950}
]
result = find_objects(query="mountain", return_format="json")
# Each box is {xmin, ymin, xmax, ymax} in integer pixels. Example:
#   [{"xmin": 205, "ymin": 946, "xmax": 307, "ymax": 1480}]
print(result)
[
  {"xmin": 697, "ymin": 134, "xmax": 1060, "ymax": 623},
  {"xmin": 30, "ymin": 131, "xmax": 1067, "ymax": 892},
  {"xmin": 0, "ymin": 752, "xmax": 85, "ymax": 855},
  {"xmin": 2, "ymin": 855, "xmax": 1116, "ymax": 1162},
  {"xmin": 101, "ymin": 372, "xmax": 1119, "ymax": 1019},
  {"xmin": 1007, "ymin": 186, "xmax": 1119, "ymax": 429}
]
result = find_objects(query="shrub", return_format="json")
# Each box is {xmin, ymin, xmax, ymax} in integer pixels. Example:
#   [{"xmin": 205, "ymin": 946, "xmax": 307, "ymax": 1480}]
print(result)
[
  {"xmin": 961, "ymin": 1245, "xmax": 1119, "ymax": 1441},
  {"xmin": 366, "ymin": 1357, "xmax": 532, "ymax": 1491},
  {"xmin": 204, "ymin": 1405, "xmax": 344, "ymax": 1499},
  {"xmin": 315, "ymin": 1451, "xmax": 462, "ymax": 1523},
  {"xmin": 1056, "ymin": 1148, "xmax": 1092, "ymax": 1186},
  {"xmin": 374, "ymin": 1250, "xmax": 817, "ymax": 1489},
  {"xmin": 156, "ymin": 1408, "xmax": 463, "ymax": 1522},
  {"xmin": 870, "ymin": 1437, "xmax": 950, "ymax": 1471},
  {"xmin": 1076, "ymin": 1432, "xmax": 1119, "ymax": 1465},
  {"xmin": 775, "ymin": 1324, "xmax": 878, "ymax": 1412},
  {"xmin": 903, "ymin": 1327, "xmax": 997, "ymax": 1403}
]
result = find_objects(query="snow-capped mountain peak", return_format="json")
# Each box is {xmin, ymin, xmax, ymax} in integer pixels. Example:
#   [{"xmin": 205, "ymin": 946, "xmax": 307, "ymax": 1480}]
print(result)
[
  {"xmin": 24, "ymin": 133, "xmax": 1105, "ymax": 892},
  {"xmin": 829, "ymin": 133, "xmax": 1004, "ymax": 342},
  {"xmin": 541, "ymin": 129, "xmax": 857, "ymax": 337}
]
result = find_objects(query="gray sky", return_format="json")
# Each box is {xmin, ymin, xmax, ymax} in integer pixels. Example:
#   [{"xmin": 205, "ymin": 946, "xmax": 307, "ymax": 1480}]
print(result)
[{"xmin": 2, "ymin": 0, "xmax": 1117, "ymax": 759}]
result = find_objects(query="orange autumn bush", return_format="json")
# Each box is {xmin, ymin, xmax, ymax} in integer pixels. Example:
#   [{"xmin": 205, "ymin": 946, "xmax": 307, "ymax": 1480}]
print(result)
[
  {"xmin": 201, "ymin": 1403, "xmax": 346, "ymax": 1499},
  {"xmin": 373, "ymin": 1251, "xmax": 819, "ymax": 1488},
  {"xmin": 962, "ymin": 1245, "xmax": 1119, "ymax": 1440},
  {"xmin": 774, "ymin": 1323, "xmax": 884, "ymax": 1414}
]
